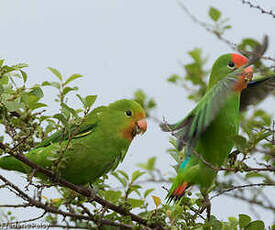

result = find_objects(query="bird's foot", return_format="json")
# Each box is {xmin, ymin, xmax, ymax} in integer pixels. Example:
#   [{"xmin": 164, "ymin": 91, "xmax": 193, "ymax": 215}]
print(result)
[{"xmin": 85, "ymin": 183, "xmax": 97, "ymax": 202}]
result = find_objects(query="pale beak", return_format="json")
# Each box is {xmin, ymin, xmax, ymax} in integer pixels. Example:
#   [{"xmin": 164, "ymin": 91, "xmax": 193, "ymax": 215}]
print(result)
[
  {"xmin": 242, "ymin": 66, "xmax": 253, "ymax": 82},
  {"xmin": 135, "ymin": 119, "xmax": 147, "ymax": 135}
]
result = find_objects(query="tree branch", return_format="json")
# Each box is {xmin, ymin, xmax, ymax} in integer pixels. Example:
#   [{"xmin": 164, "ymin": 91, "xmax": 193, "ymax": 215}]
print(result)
[
  {"xmin": 0, "ymin": 175, "xmax": 134, "ymax": 230},
  {"xmin": 211, "ymin": 183, "xmax": 275, "ymax": 200},
  {"xmin": 223, "ymin": 192, "xmax": 275, "ymax": 212},
  {"xmin": 0, "ymin": 147, "xmax": 163, "ymax": 229},
  {"xmin": 239, "ymin": 0, "xmax": 275, "ymax": 19}
]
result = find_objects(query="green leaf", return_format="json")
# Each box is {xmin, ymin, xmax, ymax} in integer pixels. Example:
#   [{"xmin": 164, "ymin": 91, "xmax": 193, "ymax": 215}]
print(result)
[
  {"xmin": 131, "ymin": 170, "xmax": 145, "ymax": 183},
  {"xmin": 134, "ymin": 89, "xmax": 146, "ymax": 107},
  {"xmin": 76, "ymin": 94, "xmax": 85, "ymax": 106},
  {"xmin": 128, "ymin": 184, "xmax": 142, "ymax": 196},
  {"xmin": 127, "ymin": 198, "xmax": 144, "ymax": 209},
  {"xmin": 30, "ymin": 87, "xmax": 44, "ymax": 98},
  {"xmin": 188, "ymin": 48, "xmax": 203, "ymax": 64},
  {"xmin": 209, "ymin": 216, "xmax": 223, "ymax": 230},
  {"xmin": 209, "ymin": 7, "xmax": 221, "ymax": 22},
  {"xmin": 1, "ymin": 65, "xmax": 15, "ymax": 74},
  {"xmin": 48, "ymin": 67, "xmax": 63, "ymax": 81},
  {"xmin": 144, "ymin": 188, "xmax": 154, "ymax": 198},
  {"xmin": 223, "ymin": 25, "xmax": 232, "ymax": 30},
  {"xmin": 31, "ymin": 103, "xmax": 48, "ymax": 110},
  {"xmin": 85, "ymin": 95, "xmax": 97, "ymax": 108},
  {"xmin": 239, "ymin": 214, "xmax": 251, "ymax": 228},
  {"xmin": 64, "ymin": 74, "xmax": 83, "ymax": 86},
  {"xmin": 167, "ymin": 74, "xmax": 180, "ymax": 83},
  {"xmin": 61, "ymin": 103, "xmax": 78, "ymax": 118},
  {"xmin": 146, "ymin": 157, "xmax": 156, "ymax": 170},
  {"xmin": 0, "ymin": 75, "xmax": 9, "ymax": 85},
  {"xmin": 0, "ymin": 85, "xmax": 4, "ymax": 95},
  {"xmin": 0, "ymin": 59, "xmax": 4, "ymax": 67},
  {"xmin": 116, "ymin": 170, "xmax": 129, "ymax": 181},
  {"xmin": 112, "ymin": 172, "xmax": 127, "ymax": 187},
  {"xmin": 137, "ymin": 157, "xmax": 156, "ymax": 171},
  {"xmin": 11, "ymin": 63, "xmax": 28, "ymax": 70},
  {"xmin": 20, "ymin": 70, "xmax": 27, "ymax": 83},
  {"xmin": 147, "ymin": 98, "xmax": 156, "ymax": 109},
  {"xmin": 42, "ymin": 81, "xmax": 61, "ymax": 89},
  {"xmin": 238, "ymin": 38, "xmax": 260, "ymax": 53},
  {"xmin": 228, "ymin": 217, "xmax": 238, "ymax": 228},
  {"xmin": 63, "ymin": 86, "xmax": 78, "ymax": 96},
  {"xmin": 244, "ymin": 220, "xmax": 264, "ymax": 230},
  {"xmin": 5, "ymin": 101, "xmax": 22, "ymax": 112},
  {"xmin": 53, "ymin": 113, "xmax": 69, "ymax": 128},
  {"xmin": 21, "ymin": 94, "xmax": 39, "ymax": 108},
  {"xmin": 245, "ymin": 172, "xmax": 263, "ymax": 179},
  {"xmin": 104, "ymin": 190, "xmax": 122, "ymax": 203}
]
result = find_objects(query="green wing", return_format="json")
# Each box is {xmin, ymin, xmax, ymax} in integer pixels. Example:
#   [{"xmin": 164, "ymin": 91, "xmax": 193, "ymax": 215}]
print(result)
[
  {"xmin": 160, "ymin": 70, "xmax": 243, "ymax": 151},
  {"xmin": 35, "ymin": 106, "xmax": 107, "ymax": 148},
  {"xmin": 240, "ymin": 75, "xmax": 275, "ymax": 111}
]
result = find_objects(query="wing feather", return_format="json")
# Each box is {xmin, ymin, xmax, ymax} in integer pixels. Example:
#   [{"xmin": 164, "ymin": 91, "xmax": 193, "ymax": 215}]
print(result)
[
  {"xmin": 240, "ymin": 75, "xmax": 275, "ymax": 111},
  {"xmin": 35, "ymin": 106, "xmax": 107, "ymax": 148},
  {"xmin": 160, "ymin": 72, "xmax": 240, "ymax": 151}
]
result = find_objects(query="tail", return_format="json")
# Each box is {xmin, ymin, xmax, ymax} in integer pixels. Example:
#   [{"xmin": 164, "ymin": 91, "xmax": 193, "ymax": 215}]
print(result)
[
  {"xmin": 0, "ymin": 156, "xmax": 27, "ymax": 173},
  {"xmin": 167, "ymin": 181, "xmax": 189, "ymax": 203},
  {"xmin": 166, "ymin": 158, "xmax": 191, "ymax": 203}
]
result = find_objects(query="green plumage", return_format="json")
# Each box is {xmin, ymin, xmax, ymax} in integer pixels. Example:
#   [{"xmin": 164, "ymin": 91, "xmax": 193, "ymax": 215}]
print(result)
[
  {"xmin": 0, "ymin": 99, "xmax": 146, "ymax": 185},
  {"xmin": 161, "ymin": 54, "xmax": 252, "ymax": 199}
]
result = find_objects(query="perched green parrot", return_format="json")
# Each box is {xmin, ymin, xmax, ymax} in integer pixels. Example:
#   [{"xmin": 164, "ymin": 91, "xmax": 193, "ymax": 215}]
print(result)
[
  {"xmin": 0, "ymin": 99, "xmax": 147, "ymax": 185},
  {"xmin": 160, "ymin": 53, "xmax": 254, "ymax": 201}
]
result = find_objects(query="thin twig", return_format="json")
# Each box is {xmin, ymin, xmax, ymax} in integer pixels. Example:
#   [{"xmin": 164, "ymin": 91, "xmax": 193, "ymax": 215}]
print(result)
[
  {"xmin": 239, "ymin": 0, "xmax": 275, "ymax": 19},
  {"xmin": 223, "ymin": 192, "xmax": 275, "ymax": 212},
  {"xmin": 211, "ymin": 183, "xmax": 275, "ymax": 200}
]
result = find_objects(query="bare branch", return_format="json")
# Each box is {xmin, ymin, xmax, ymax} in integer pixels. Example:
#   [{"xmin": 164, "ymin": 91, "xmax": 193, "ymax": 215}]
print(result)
[
  {"xmin": 239, "ymin": 0, "xmax": 275, "ymax": 19},
  {"xmin": 223, "ymin": 192, "xmax": 275, "ymax": 212},
  {"xmin": 178, "ymin": 1, "xmax": 275, "ymax": 63},
  {"xmin": 1, "ymin": 211, "xmax": 47, "ymax": 225},
  {"xmin": 211, "ymin": 183, "xmax": 275, "ymax": 200}
]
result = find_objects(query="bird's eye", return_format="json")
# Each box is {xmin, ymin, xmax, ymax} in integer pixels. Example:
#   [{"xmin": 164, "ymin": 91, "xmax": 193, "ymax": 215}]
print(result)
[
  {"xmin": 125, "ymin": 110, "xmax": 132, "ymax": 117},
  {"xmin": 227, "ymin": 61, "xmax": 235, "ymax": 69}
]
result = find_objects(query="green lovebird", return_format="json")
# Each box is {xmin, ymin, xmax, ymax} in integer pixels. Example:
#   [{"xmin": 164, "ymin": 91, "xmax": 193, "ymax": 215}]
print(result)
[
  {"xmin": 0, "ymin": 99, "xmax": 147, "ymax": 185},
  {"xmin": 160, "ymin": 53, "xmax": 254, "ymax": 201}
]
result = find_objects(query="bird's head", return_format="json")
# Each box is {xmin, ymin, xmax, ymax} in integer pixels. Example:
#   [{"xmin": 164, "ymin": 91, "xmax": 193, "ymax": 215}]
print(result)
[
  {"xmin": 208, "ymin": 53, "xmax": 253, "ymax": 91},
  {"xmin": 108, "ymin": 99, "xmax": 147, "ymax": 141}
]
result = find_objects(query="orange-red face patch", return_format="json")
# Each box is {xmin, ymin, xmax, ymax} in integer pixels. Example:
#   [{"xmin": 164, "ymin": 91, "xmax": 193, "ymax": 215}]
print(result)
[
  {"xmin": 232, "ymin": 53, "xmax": 248, "ymax": 68},
  {"xmin": 122, "ymin": 112, "xmax": 146, "ymax": 141}
]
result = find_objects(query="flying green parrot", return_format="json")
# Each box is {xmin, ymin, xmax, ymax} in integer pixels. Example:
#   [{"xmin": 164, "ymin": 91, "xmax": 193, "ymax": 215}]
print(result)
[
  {"xmin": 0, "ymin": 99, "xmax": 147, "ymax": 185},
  {"xmin": 160, "ymin": 53, "xmax": 254, "ymax": 201}
]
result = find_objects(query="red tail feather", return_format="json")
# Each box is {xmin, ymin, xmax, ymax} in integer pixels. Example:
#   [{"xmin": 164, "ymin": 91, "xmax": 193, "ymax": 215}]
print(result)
[{"xmin": 172, "ymin": 182, "xmax": 188, "ymax": 197}]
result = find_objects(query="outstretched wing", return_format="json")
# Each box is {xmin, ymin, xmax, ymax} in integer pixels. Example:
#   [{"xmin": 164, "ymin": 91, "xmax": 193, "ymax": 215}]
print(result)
[
  {"xmin": 240, "ymin": 75, "xmax": 275, "ymax": 111},
  {"xmin": 160, "ymin": 70, "xmax": 245, "ymax": 151},
  {"xmin": 35, "ymin": 106, "xmax": 107, "ymax": 148}
]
